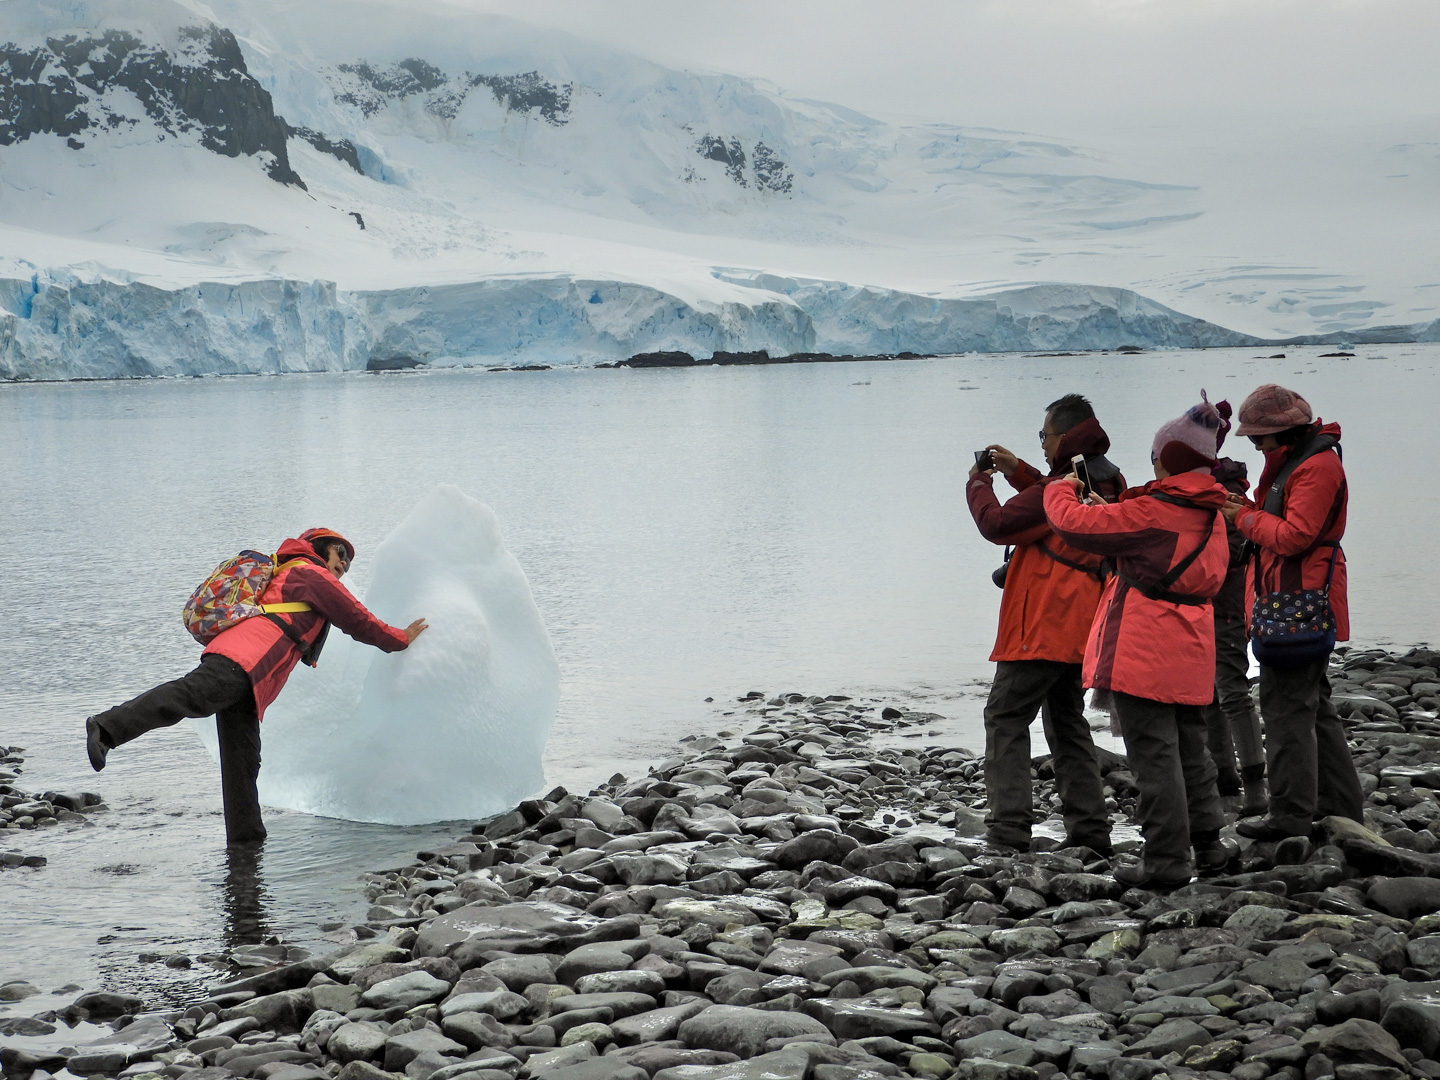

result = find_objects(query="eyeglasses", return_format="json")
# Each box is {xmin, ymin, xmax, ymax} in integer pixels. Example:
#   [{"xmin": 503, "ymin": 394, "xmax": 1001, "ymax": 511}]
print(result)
[
  {"xmin": 1247, "ymin": 435, "xmax": 1267, "ymax": 446},
  {"xmin": 1039, "ymin": 429, "xmax": 1057, "ymax": 443}
]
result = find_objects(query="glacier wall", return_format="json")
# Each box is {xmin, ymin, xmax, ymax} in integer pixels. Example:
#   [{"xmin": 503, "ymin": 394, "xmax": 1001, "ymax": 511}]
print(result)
[{"xmin": 0, "ymin": 268, "xmax": 1300, "ymax": 381}]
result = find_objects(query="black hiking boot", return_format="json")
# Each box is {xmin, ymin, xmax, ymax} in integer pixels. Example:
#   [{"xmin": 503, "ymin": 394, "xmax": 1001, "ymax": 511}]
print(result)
[{"xmin": 85, "ymin": 716, "xmax": 108, "ymax": 772}]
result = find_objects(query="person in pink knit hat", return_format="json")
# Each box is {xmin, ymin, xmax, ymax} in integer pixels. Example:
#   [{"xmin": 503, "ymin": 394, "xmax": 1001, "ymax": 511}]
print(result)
[
  {"xmin": 1045, "ymin": 396, "xmax": 1234, "ymax": 888},
  {"xmin": 1221, "ymin": 384, "xmax": 1363, "ymax": 840}
]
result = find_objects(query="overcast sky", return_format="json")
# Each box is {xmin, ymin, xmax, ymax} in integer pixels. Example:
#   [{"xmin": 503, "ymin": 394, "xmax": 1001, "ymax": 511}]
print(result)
[{"xmin": 461, "ymin": 0, "xmax": 1439, "ymax": 134}]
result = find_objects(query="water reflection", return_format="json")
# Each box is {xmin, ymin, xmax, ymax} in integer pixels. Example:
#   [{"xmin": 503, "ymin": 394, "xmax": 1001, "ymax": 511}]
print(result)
[{"xmin": 221, "ymin": 842, "xmax": 272, "ymax": 949}]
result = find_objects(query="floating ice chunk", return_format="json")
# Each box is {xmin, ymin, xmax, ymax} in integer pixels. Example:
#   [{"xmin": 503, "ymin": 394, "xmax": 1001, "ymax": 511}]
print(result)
[{"xmin": 190, "ymin": 485, "xmax": 558, "ymax": 824}]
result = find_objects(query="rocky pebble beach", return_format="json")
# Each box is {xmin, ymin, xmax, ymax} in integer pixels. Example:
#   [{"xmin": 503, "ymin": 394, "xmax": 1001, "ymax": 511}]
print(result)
[
  {"xmin": 0, "ymin": 745, "xmax": 103, "ymax": 869},
  {"xmin": 7, "ymin": 646, "xmax": 1440, "ymax": 1080}
]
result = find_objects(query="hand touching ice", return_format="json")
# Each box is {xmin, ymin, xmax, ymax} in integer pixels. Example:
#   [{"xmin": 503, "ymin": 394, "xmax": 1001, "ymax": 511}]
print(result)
[{"xmin": 405, "ymin": 618, "xmax": 429, "ymax": 643}]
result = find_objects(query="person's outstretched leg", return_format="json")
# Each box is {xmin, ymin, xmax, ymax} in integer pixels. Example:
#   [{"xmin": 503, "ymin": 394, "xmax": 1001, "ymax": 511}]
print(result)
[
  {"xmin": 217, "ymin": 695, "xmax": 266, "ymax": 844},
  {"xmin": 92, "ymin": 655, "xmax": 252, "ymax": 755}
]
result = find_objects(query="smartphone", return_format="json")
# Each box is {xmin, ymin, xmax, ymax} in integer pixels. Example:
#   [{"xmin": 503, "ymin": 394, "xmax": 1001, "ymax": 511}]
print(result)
[
  {"xmin": 1071, "ymin": 454, "xmax": 1091, "ymax": 495},
  {"xmin": 974, "ymin": 449, "xmax": 995, "ymax": 471}
]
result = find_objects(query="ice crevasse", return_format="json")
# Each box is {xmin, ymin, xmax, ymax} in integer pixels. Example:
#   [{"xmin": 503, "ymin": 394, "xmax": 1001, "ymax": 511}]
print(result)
[{"xmin": 190, "ymin": 484, "xmax": 559, "ymax": 825}]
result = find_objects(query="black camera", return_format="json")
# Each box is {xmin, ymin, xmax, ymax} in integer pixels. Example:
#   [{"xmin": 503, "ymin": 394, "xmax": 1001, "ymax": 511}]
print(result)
[
  {"xmin": 992, "ymin": 546, "xmax": 1014, "ymax": 589},
  {"xmin": 975, "ymin": 449, "xmax": 995, "ymax": 471}
]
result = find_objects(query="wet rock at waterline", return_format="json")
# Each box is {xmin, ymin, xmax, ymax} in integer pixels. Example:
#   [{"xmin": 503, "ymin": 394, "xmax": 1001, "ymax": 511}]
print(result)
[
  {"xmin": 11, "ymin": 646, "xmax": 1440, "ymax": 1080},
  {"xmin": 0, "ymin": 743, "xmax": 104, "ymax": 870}
]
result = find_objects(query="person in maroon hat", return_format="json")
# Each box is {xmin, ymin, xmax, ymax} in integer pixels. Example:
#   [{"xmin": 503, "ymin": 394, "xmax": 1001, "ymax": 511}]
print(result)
[
  {"xmin": 1221, "ymin": 384, "xmax": 1363, "ymax": 840},
  {"xmin": 84, "ymin": 529, "xmax": 428, "ymax": 844}
]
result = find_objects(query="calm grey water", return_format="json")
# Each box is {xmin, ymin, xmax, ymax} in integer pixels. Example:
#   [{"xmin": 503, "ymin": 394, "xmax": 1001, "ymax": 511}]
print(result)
[{"xmin": 1, "ymin": 344, "xmax": 1436, "ymax": 1010}]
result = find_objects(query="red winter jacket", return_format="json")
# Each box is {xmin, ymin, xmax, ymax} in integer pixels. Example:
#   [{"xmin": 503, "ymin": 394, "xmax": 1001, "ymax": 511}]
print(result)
[
  {"xmin": 204, "ymin": 538, "xmax": 411, "ymax": 720},
  {"xmin": 1234, "ymin": 421, "xmax": 1349, "ymax": 642},
  {"xmin": 967, "ymin": 418, "xmax": 1127, "ymax": 664},
  {"xmin": 1044, "ymin": 472, "xmax": 1231, "ymax": 705}
]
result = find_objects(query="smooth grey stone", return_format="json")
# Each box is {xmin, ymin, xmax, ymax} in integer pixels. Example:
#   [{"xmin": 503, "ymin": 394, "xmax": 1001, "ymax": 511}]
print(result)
[
  {"xmin": 440, "ymin": 990, "xmax": 528, "ymax": 1021},
  {"xmin": 481, "ymin": 956, "xmax": 558, "ymax": 992},
  {"xmin": 384, "ymin": 1029, "xmax": 468, "ymax": 1073},
  {"xmin": 803, "ymin": 999, "xmax": 940, "ymax": 1041},
  {"xmin": 817, "ymin": 966, "xmax": 936, "ymax": 994},
  {"xmin": 572, "ymin": 970, "xmax": 665, "ymax": 997},
  {"xmin": 951, "ymin": 1029, "xmax": 1043, "ymax": 1066},
  {"xmin": 441, "ymin": 1011, "xmax": 517, "ymax": 1052},
  {"xmin": 221, "ymin": 989, "xmax": 314, "ymax": 1034},
  {"xmin": 327, "ymin": 944, "xmax": 413, "ymax": 981},
  {"xmin": 407, "ymin": 1049, "xmax": 464, "ymax": 1080},
  {"xmin": 1240, "ymin": 954, "xmax": 1318, "ymax": 995},
  {"xmin": 415, "ymin": 902, "xmax": 601, "ymax": 960},
  {"xmin": 547, "ymin": 992, "xmax": 656, "ymax": 1019},
  {"xmin": 678, "ymin": 1004, "xmax": 830, "ymax": 1059},
  {"xmin": 311, "ymin": 983, "xmax": 362, "ymax": 1014},
  {"xmin": 652, "ymin": 1045, "xmax": 811, "ymax": 1080},
  {"xmin": 759, "ymin": 940, "xmax": 845, "ymax": 977},
  {"xmin": 609, "ymin": 1001, "xmax": 710, "ymax": 1046},
  {"xmin": 328, "ymin": 1022, "xmax": 389, "ymax": 1064},
  {"xmin": 1121, "ymin": 1018, "xmax": 1211, "ymax": 1058},
  {"xmin": 553, "ymin": 941, "xmax": 649, "ymax": 985},
  {"xmin": 362, "ymin": 971, "xmax": 451, "ymax": 1011},
  {"xmin": 516, "ymin": 1042, "xmax": 594, "ymax": 1077},
  {"xmin": 609, "ymin": 854, "xmax": 689, "ymax": 887},
  {"xmin": 1298, "ymin": 1016, "xmax": 1410, "ymax": 1071}
]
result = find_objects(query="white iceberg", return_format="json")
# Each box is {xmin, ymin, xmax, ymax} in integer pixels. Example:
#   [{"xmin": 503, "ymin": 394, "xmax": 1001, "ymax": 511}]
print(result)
[{"xmin": 190, "ymin": 484, "xmax": 559, "ymax": 824}]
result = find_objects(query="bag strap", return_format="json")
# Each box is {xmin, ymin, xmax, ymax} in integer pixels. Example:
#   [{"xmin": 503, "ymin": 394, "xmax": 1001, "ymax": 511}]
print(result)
[
  {"xmin": 1252, "ymin": 477, "xmax": 1348, "ymax": 597},
  {"xmin": 1035, "ymin": 539, "xmax": 1104, "ymax": 581},
  {"xmin": 1261, "ymin": 432, "xmax": 1337, "ymax": 515},
  {"xmin": 259, "ymin": 553, "xmax": 328, "ymax": 666},
  {"xmin": 1116, "ymin": 498, "xmax": 1219, "ymax": 606}
]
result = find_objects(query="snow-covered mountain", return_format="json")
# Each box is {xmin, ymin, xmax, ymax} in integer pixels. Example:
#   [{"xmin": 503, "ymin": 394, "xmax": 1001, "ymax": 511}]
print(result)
[{"xmin": 0, "ymin": 0, "xmax": 1434, "ymax": 378}]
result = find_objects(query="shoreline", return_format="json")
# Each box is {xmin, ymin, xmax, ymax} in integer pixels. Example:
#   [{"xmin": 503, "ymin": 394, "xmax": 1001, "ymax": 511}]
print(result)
[{"xmin": 3, "ymin": 646, "xmax": 1440, "ymax": 1080}]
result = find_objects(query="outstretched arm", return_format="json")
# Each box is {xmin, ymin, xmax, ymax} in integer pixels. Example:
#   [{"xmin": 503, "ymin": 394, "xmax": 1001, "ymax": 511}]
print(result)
[{"xmin": 285, "ymin": 565, "xmax": 414, "ymax": 652}]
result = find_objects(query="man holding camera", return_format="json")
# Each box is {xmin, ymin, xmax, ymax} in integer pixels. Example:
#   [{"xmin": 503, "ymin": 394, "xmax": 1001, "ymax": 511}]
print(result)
[{"xmin": 966, "ymin": 393, "xmax": 1125, "ymax": 853}]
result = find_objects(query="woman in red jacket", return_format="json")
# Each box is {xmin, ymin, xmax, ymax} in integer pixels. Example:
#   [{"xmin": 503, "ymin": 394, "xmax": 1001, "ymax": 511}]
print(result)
[
  {"xmin": 1044, "ymin": 398, "xmax": 1234, "ymax": 888},
  {"xmin": 85, "ymin": 528, "xmax": 427, "ymax": 844},
  {"xmin": 1223, "ymin": 385, "xmax": 1364, "ymax": 839}
]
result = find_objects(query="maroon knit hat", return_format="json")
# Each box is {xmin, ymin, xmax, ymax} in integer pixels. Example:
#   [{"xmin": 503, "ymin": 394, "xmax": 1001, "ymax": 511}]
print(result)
[{"xmin": 1234, "ymin": 384, "xmax": 1313, "ymax": 436}]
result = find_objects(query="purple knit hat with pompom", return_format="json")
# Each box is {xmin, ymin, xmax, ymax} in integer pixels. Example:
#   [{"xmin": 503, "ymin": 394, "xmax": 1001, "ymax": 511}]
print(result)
[{"xmin": 1152, "ymin": 392, "xmax": 1224, "ymax": 475}]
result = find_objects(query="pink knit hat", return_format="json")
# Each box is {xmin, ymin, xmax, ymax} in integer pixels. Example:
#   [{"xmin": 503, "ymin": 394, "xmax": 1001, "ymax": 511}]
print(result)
[
  {"xmin": 1152, "ymin": 392, "xmax": 1224, "ymax": 475},
  {"xmin": 1234, "ymin": 384, "xmax": 1313, "ymax": 436}
]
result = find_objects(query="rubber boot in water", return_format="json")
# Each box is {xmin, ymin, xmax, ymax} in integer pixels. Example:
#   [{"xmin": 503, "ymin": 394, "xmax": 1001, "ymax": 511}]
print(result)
[{"xmin": 1240, "ymin": 763, "xmax": 1269, "ymax": 818}]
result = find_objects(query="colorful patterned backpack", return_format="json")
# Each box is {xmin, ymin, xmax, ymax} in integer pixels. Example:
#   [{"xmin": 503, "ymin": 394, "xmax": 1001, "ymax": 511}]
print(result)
[{"xmin": 182, "ymin": 550, "xmax": 312, "ymax": 645}]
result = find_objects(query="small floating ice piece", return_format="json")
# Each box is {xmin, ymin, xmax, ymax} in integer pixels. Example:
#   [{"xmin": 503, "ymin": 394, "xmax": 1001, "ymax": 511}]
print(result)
[{"xmin": 191, "ymin": 484, "xmax": 558, "ymax": 824}]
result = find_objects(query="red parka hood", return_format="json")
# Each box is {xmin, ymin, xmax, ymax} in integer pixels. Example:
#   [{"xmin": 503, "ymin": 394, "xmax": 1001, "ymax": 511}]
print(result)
[
  {"xmin": 275, "ymin": 537, "xmax": 328, "ymax": 566},
  {"xmin": 1255, "ymin": 420, "xmax": 1341, "ymax": 503},
  {"xmin": 1048, "ymin": 417, "xmax": 1112, "ymax": 477},
  {"xmin": 1118, "ymin": 471, "xmax": 1230, "ymax": 509}
]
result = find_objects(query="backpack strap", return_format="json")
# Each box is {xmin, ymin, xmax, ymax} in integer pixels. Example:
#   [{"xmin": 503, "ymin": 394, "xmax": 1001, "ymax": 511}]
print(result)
[
  {"xmin": 1034, "ymin": 539, "xmax": 1104, "ymax": 581},
  {"xmin": 1115, "ymin": 495, "xmax": 1219, "ymax": 606},
  {"xmin": 1260, "ymin": 432, "xmax": 1338, "ymax": 515},
  {"xmin": 259, "ymin": 554, "xmax": 327, "ymax": 666}
]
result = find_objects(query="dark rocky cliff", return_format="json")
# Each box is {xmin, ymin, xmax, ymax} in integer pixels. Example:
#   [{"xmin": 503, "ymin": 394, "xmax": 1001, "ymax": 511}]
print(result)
[{"xmin": 0, "ymin": 24, "xmax": 305, "ymax": 186}]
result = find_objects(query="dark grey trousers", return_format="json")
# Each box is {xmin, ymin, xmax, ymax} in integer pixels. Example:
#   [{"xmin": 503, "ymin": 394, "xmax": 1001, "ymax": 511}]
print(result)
[
  {"xmin": 983, "ymin": 660, "xmax": 1110, "ymax": 847},
  {"xmin": 1113, "ymin": 691, "xmax": 1227, "ymax": 878},
  {"xmin": 93, "ymin": 654, "xmax": 267, "ymax": 844},
  {"xmin": 1200, "ymin": 616, "xmax": 1265, "ymax": 772},
  {"xmin": 1259, "ymin": 657, "xmax": 1364, "ymax": 832}
]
